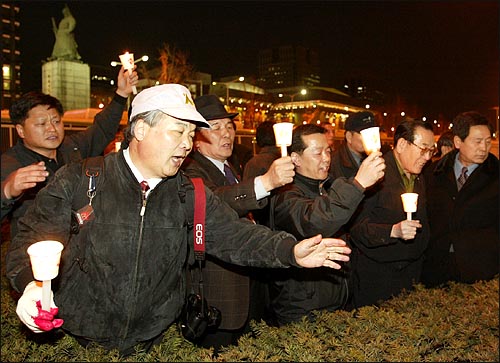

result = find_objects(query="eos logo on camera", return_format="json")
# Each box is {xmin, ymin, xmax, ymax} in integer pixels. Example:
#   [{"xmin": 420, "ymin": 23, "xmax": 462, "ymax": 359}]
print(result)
[{"xmin": 195, "ymin": 223, "xmax": 204, "ymax": 245}]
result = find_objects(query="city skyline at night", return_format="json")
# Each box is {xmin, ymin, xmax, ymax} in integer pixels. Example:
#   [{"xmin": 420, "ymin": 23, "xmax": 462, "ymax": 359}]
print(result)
[{"xmin": 13, "ymin": 1, "xmax": 500, "ymax": 123}]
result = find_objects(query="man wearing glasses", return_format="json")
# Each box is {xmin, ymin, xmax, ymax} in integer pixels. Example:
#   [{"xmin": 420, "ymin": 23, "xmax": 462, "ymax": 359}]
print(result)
[{"xmin": 348, "ymin": 118, "xmax": 435, "ymax": 308}]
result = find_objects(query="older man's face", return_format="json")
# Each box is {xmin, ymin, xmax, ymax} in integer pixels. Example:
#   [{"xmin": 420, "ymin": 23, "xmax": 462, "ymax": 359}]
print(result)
[
  {"xmin": 455, "ymin": 125, "xmax": 492, "ymax": 166},
  {"xmin": 132, "ymin": 114, "xmax": 196, "ymax": 179},
  {"xmin": 397, "ymin": 126, "xmax": 435, "ymax": 175},
  {"xmin": 195, "ymin": 118, "xmax": 235, "ymax": 162}
]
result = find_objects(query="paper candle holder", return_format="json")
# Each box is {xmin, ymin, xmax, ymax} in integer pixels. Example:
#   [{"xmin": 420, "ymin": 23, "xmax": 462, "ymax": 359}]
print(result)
[
  {"xmin": 27, "ymin": 240, "xmax": 64, "ymax": 311},
  {"xmin": 401, "ymin": 192, "xmax": 419, "ymax": 220},
  {"xmin": 273, "ymin": 122, "xmax": 294, "ymax": 157},
  {"xmin": 27, "ymin": 240, "xmax": 64, "ymax": 281},
  {"xmin": 118, "ymin": 52, "xmax": 137, "ymax": 94},
  {"xmin": 360, "ymin": 126, "xmax": 381, "ymax": 155}
]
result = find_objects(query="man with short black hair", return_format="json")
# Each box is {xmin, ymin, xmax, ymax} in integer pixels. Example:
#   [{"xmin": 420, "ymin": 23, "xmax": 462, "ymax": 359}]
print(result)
[
  {"xmin": 1, "ymin": 66, "xmax": 138, "ymax": 236},
  {"xmin": 422, "ymin": 111, "xmax": 499, "ymax": 287},
  {"xmin": 268, "ymin": 124, "xmax": 385, "ymax": 325}
]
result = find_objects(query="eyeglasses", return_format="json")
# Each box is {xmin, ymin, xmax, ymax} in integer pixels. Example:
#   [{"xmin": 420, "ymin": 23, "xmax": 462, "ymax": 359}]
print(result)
[{"xmin": 409, "ymin": 140, "xmax": 437, "ymax": 157}]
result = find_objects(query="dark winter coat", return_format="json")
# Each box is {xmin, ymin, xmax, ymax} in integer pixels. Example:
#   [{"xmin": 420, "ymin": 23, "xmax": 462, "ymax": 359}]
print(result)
[
  {"xmin": 1, "ymin": 94, "xmax": 127, "ymax": 233},
  {"xmin": 269, "ymin": 172, "xmax": 365, "ymax": 325},
  {"xmin": 6, "ymin": 151, "xmax": 299, "ymax": 353},
  {"xmin": 422, "ymin": 150, "xmax": 499, "ymax": 286},
  {"xmin": 349, "ymin": 151, "xmax": 430, "ymax": 308}
]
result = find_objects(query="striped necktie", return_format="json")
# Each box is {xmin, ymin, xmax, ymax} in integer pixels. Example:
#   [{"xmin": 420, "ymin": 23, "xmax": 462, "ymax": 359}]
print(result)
[{"xmin": 457, "ymin": 166, "xmax": 468, "ymax": 191}]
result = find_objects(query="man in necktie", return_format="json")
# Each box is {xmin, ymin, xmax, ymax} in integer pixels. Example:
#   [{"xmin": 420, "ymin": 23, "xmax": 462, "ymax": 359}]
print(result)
[
  {"xmin": 223, "ymin": 163, "xmax": 238, "ymax": 185},
  {"xmin": 456, "ymin": 166, "xmax": 468, "ymax": 190},
  {"xmin": 422, "ymin": 111, "xmax": 499, "ymax": 287},
  {"xmin": 181, "ymin": 94, "xmax": 295, "ymax": 351}
]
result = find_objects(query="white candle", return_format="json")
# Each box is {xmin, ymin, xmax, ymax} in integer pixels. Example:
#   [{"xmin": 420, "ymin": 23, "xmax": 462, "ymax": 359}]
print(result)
[
  {"xmin": 360, "ymin": 126, "xmax": 381, "ymax": 155},
  {"xmin": 27, "ymin": 241, "xmax": 64, "ymax": 311},
  {"xmin": 118, "ymin": 52, "xmax": 137, "ymax": 94},
  {"xmin": 273, "ymin": 122, "xmax": 294, "ymax": 157},
  {"xmin": 401, "ymin": 193, "xmax": 419, "ymax": 221}
]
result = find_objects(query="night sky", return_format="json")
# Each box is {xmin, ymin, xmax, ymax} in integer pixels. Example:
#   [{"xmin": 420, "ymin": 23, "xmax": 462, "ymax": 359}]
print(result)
[{"xmin": 16, "ymin": 1, "xmax": 499, "ymax": 122}]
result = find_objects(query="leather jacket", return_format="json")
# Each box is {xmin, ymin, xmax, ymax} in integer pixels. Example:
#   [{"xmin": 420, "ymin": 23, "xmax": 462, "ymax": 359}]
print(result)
[{"xmin": 6, "ymin": 151, "xmax": 298, "ymax": 352}]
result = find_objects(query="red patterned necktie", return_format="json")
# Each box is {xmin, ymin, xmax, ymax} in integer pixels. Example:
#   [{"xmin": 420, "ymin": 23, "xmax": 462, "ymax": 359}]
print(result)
[
  {"xmin": 140, "ymin": 180, "xmax": 150, "ymax": 193},
  {"xmin": 139, "ymin": 180, "xmax": 149, "ymax": 216}
]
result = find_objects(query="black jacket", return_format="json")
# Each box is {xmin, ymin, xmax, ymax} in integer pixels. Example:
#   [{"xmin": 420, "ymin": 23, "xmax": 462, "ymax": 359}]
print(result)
[
  {"xmin": 6, "ymin": 151, "xmax": 299, "ymax": 352},
  {"xmin": 268, "ymin": 173, "xmax": 365, "ymax": 325},
  {"xmin": 1, "ymin": 94, "xmax": 127, "ymax": 233},
  {"xmin": 350, "ymin": 151, "xmax": 430, "ymax": 263},
  {"xmin": 422, "ymin": 150, "xmax": 499, "ymax": 286},
  {"xmin": 348, "ymin": 151, "xmax": 430, "ymax": 308}
]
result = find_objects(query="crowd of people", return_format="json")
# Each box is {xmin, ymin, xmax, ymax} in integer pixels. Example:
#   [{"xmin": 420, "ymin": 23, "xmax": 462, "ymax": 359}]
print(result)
[{"xmin": 1, "ymin": 81, "xmax": 498, "ymax": 356}]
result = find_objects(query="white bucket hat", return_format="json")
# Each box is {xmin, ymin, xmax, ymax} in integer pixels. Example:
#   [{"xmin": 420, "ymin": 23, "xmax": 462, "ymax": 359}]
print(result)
[{"xmin": 129, "ymin": 84, "xmax": 210, "ymax": 128}]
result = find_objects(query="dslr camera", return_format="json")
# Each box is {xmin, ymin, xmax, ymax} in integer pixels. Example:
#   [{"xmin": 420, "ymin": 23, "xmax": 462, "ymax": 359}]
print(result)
[{"xmin": 179, "ymin": 293, "xmax": 221, "ymax": 342}]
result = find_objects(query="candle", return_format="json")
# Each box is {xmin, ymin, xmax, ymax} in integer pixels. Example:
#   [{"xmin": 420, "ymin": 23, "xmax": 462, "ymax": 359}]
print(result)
[
  {"xmin": 401, "ymin": 192, "xmax": 418, "ymax": 221},
  {"xmin": 360, "ymin": 126, "xmax": 381, "ymax": 155},
  {"xmin": 118, "ymin": 52, "xmax": 137, "ymax": 94},
  {"xmin": 27, "ymin": 240, "xmax": 64, "ymax": 311},
  {"xmin": 273, "ymin": 122, "xmax": 294, "ymax": 157}
]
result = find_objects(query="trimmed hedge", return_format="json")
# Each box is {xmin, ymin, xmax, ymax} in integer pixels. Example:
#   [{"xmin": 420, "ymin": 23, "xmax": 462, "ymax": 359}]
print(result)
[{"xmin": 1, "ymin": 239, "xmax": 498, "ymax": 362}]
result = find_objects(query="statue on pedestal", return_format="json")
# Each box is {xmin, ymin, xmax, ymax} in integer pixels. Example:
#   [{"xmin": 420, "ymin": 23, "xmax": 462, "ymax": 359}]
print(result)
[{"xmin": 49, "ymin": 4, "xmax": 81, "ymax": 61}]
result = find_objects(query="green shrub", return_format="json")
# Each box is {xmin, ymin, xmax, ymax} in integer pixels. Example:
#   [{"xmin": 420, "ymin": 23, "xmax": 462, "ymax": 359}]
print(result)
[{"xmin": 2, "ymin": 239, "xmax": 498, "ymax": 362}]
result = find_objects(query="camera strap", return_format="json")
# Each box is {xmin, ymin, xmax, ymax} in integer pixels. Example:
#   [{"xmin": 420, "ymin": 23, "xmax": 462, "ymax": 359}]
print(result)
[
  {"xmin": 190, "ymin": 178, "xmax": 208, "ymax": 314},
  {"xmin": 191, "ymin": 177, "xmax": 205, "ymax": 261}
]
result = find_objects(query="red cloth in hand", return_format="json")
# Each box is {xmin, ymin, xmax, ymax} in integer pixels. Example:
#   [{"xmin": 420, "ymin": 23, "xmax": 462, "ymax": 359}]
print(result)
[{"xmin": 32, "ymin": 300, "xmax": 64, "ymax": 331}]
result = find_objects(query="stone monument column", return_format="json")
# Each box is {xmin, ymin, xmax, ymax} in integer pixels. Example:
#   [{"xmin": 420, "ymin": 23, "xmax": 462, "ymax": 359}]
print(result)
[{"xmin": 42, "ymin": 4, "xmax": 90, "ymax": 111}]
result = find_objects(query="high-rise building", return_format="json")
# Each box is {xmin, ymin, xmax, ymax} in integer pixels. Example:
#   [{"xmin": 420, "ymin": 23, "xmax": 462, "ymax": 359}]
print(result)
[
  {"xmin": 257, "ymin": 45, "xmax": 320, "ymax": 91},
  {"xmin": 1, "ymin": 2, "xmax": 22, "ymax": 109}
]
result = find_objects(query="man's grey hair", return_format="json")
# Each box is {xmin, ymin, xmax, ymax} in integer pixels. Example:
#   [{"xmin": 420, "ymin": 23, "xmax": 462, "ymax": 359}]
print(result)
[{"xmin": 124, "ymin": 110, "xmax": 165, "ymax": 143}]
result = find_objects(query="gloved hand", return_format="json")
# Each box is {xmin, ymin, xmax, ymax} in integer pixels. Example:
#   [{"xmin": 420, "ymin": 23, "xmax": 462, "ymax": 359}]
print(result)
[{"xmin": 16, "ymin": 281, "xmax": 64, "ymax": 333}]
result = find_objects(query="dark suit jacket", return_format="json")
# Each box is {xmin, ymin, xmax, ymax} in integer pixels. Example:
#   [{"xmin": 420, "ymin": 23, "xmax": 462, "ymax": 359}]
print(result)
[
  {"xmin": 349, "ymin": 151, "xmax": 430, "ymax": 307},
  {"xmin": 183, "ymin": 151, "xmax": 267, "ymax": 217},
  {"xmin": 422, "ymin": 150, "xmax": 499, "ymax": 286},
  {"xmin": 181, "ymin": 150, "xmax": 267, "ymax": 330}
]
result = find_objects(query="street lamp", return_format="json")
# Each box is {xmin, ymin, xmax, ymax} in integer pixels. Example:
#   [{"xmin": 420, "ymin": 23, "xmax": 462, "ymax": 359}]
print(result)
[
  {"xmin": 110, "ymin": 55, "xmax": 149, "ymax": 67},
  {"xmin": 212, "ymin": 76, "xmax": 244, "ymax": 106},
  {"xmin": 279, "ymin": 88, "xmax": 307, "ymax": 102}
]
